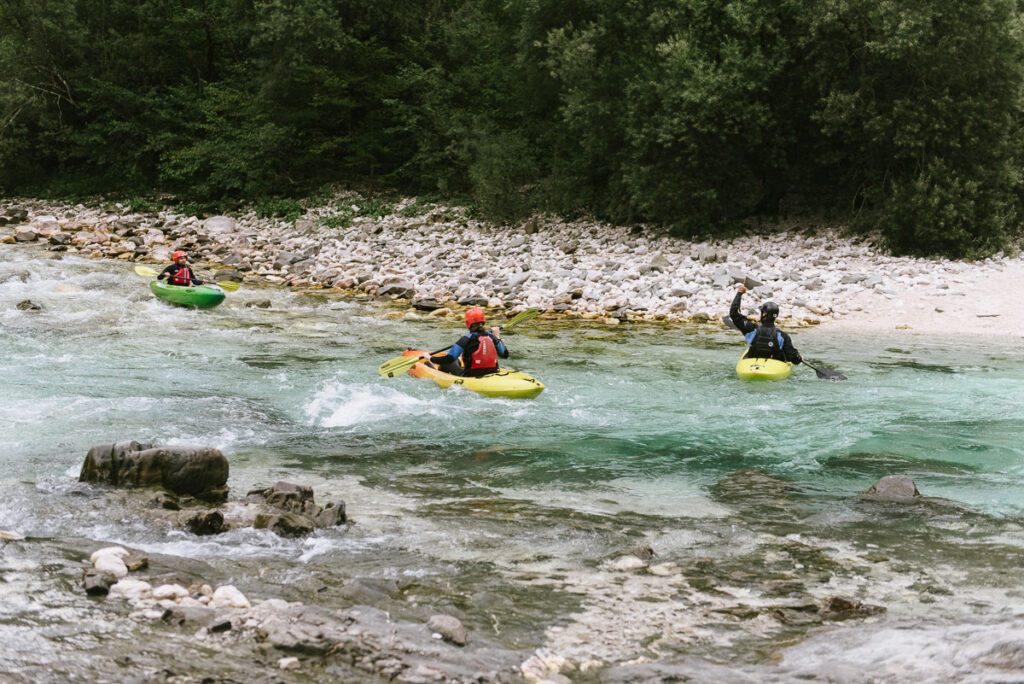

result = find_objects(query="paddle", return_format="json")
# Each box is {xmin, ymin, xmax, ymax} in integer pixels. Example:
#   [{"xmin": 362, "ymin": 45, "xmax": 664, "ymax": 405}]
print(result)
[
  {"xmin": 801, "ymin": 359, "xmax": 847, "ymax": 381},
  {"xmin": 723, "ymin": 312, "xmax": 847, "ymax": 381},
  {"xmin": 378, "ymin": 307, "xmax": 540, "ymax": 378},
  {"xmin": 134, "ymin": 264, "xmax": 241, "ymax": 292}
]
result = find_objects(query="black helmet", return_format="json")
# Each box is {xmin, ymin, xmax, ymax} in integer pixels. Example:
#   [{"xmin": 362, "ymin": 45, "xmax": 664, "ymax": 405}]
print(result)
[{"xmin": 760, "ymin": 301, "xmax": 780, "ymax": 322}]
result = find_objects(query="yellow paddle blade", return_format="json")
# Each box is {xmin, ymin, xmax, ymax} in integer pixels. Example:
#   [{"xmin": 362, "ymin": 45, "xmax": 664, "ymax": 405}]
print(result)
[
  {"xmin": 134, "ymin": 264, "xmax": 159, "ymax": 277},
  {"xmin": 504, "ymin": 307, "xmax": 539, "ymax": 330},
  {"xmin": 215, "ymin": 280, "xmax": 241, "ymax": 292},
  {"xmin": 378, "ymin": 354, "xmax": 422, "ymax": 378}
]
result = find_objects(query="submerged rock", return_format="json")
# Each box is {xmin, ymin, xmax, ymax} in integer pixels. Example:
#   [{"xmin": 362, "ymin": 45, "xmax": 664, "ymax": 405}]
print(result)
[
  {"xmin": 16, "ymin": 299, "xmax": 42, "ymax": 312},
  {"xmin": 862, "ymin": 475, "xmax": 921, "ymax": 502},
  {"xmin": 79, "ymin": 441, "xmax": 229, "ymax": 501}
]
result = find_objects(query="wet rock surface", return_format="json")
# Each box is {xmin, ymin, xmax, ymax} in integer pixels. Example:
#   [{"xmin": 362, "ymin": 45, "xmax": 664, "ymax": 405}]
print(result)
[
  {"xmin": 248, "ymin": 480, "xmax": 347, "ymax": 536},
  {"xmin": 3, "ymin": 458, "xmax": 1024, "ymax": 684},
  {"xmin": 78, "ymin": 441, "xmax": 229, "ymax": 501}
]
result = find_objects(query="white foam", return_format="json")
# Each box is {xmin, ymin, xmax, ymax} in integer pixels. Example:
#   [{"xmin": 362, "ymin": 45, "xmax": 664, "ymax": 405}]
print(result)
[{"xmin": 305, "ymin": 378, "xmax": 442, "ymax": 428}]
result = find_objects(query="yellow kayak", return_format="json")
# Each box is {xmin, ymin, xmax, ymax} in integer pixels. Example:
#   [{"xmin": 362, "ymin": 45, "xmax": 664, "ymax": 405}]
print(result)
[
  {"xmin": 403, "ymin": 350, "xmax": 545, "ymax": 399},
  {"xmin": 736, "ymin": 356, "xmax": 792, "ymax": 381}
]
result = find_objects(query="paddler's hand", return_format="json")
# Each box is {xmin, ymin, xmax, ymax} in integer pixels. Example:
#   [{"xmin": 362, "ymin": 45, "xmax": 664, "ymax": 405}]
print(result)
[
  {"xmin": 737, "ymin": 285, "xmax": 747, "ymax": 294},
  {"xmin": 490, "ymin": 326, "xmax": 502, "ymax": 339}
]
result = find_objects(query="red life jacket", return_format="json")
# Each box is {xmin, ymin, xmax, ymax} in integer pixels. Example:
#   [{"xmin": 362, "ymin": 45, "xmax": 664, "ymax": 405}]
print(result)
[
  {"xmin": 169, "ymin": 265, "xmax": 193, "ymax": 286},
  {"xmin": 469, "ymin": 334, "xmax": 498, "ymax": 370}
]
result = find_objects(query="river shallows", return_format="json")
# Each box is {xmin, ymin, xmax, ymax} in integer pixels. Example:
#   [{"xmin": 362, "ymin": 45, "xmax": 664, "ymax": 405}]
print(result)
[{"xmin": 2, "ymin": 249, "xmax": 1024, "ymax": 681}]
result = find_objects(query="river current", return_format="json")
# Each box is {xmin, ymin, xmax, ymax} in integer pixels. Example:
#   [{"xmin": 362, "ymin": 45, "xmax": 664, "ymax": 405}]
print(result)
[{"xmin": 2, "ymin": 248, "xmax": 1024, "ymax": 681}]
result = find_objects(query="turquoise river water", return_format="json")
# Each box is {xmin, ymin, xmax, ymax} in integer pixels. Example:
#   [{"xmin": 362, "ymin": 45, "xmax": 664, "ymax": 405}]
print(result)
[{"xmin": 2, "ymin": 247, "xmax": 1024, "ymax": 682}]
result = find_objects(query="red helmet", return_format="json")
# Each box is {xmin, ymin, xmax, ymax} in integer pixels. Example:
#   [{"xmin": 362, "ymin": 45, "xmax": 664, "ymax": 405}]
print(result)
[
  {"xmin": 171, "ymin": 250, "xmax": 188, "ymax": 261},
  {"xmin": 465, "ymin": 307, "xmax": 486, "ymax": 328}
]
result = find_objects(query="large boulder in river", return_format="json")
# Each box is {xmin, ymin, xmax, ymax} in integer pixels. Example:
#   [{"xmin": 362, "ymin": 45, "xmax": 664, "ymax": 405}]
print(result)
[{"xmin": 79, "ymin": 441, "xmax": 229, "ymax": 502}]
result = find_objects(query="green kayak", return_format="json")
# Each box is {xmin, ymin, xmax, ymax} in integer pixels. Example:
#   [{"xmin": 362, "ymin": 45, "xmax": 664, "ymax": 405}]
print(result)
[{"xmin": 150, "ymin": 280, "xmax": 226, "ymax": 309}]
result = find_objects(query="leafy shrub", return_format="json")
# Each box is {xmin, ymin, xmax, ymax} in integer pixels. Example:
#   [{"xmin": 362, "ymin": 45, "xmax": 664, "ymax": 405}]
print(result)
[{"xmin": 254, "ymin": 198, "xmax": 304, "ymax": 221}]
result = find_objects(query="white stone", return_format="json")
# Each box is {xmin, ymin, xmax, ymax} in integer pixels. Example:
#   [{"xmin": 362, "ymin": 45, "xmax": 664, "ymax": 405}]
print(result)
[
  {"xmin": 609, "ymin": 555, "xmax": 646, "ymax": 571},
  {"xmin": 212, "ymin": 585, "xmax": 251, "ymax": 609},
  {"xmin": 93, "ymin": 555, "xmax": 129, "ymax": 578},
  {"xmin": 204, "ymin": 215, "xmax": 237, "ymax": 235},
  {"xmin": 90, "ymin": 546, "xmax": 129, "ymax": 563},
  {"xmin": 151, "ymin": 584, "xmax": 189, "ymax": 600},
  {"xmin": 108, "ymin": 579, "xmax": 152, "ymax": 601},
  {"xmin": 278, "ymin": 657, "xmax": 301, "ymax": 670}
]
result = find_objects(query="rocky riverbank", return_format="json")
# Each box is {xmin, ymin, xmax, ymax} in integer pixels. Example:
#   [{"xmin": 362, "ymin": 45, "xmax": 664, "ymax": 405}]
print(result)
[{"xmin": 3, "ymin": 196, "xmax": 1021, "ymax": 336}]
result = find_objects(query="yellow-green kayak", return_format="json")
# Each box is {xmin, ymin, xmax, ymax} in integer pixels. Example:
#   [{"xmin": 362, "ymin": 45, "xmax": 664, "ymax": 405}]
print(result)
[
  {"xmin": 150, "ymin": 280, "xmax": 226, "ymax": 309},
  {"xmin": 403, "ymin": 350, "xmax": 544, "ymax": 399},
  {"xmin": 736, "ymin": 356, "xmax": 792, "ymax": 381}
]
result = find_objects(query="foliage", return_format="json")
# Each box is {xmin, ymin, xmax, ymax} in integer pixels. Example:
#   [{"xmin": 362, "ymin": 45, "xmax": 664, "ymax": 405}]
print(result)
[
  {"xmin": 1, "ymin": 0, "xmax": 1023, "ymax": 255},
  {"xmin": 254, "ymin": 198, "xmax": 305, "ymax": 222}
]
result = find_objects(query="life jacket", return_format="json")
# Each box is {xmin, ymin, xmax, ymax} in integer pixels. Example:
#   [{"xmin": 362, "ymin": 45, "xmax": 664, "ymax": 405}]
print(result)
[
  {"xmin": 468, "ymin": 333, "xmax": 498, "ymax": 371},
  {"xmin": 169, "ymin": 265, "xmax": 193, "ymax": 286},
  {"xmin": 744, "ymin": 324, "xmax": 785, "ymax": 359}
]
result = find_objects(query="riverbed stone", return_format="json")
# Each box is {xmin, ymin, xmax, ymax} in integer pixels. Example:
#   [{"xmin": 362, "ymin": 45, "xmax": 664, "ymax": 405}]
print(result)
[
  {"xmin": 162, "ymin": 604, "xmax": 218, "ymax": 628},
  {"xmin": 412, "ymin": 297, "xmax": 443, "ymax": 311},
  {"xmin": 248, "ymin": 481, "xmax": 347, "ymax": 532},
  {"xmin": 78, "ymin": 441, "xmax": 229, "ymax": 500},
  {"xmin": 107, "ymin": 578, "xmax": 153, "ymax": 601},
  {"xmin": 862, "ymin": 475, "xmax": 920, "ymax": 502},
  {"xmin": 428, "ymin": 614, "xmax": 468, "ymax": 646},
  {"xmin": 16, "ymin": 299, "xmax": 42, "ymax": 312},
  {"xmin": 212, "ymin": 269, "xmax": 244, "ymax": 282},
  {"xmin": 254, "ymin": 512, "xmax": 315, "ymax": 537},
  {"xmin": 378, "ymin": 280, "xmax": 415, "ymax": 298},
  {"xmin": 83, "ymin": 569, "xmax": 118, "ymax": 596},
  {"xmin": 203, "ymin": 216, "xmax": 236, "ymax": 235},
  {"xmin": 186, "ymin": 510, "xmax": 228, "ymax": 536}
]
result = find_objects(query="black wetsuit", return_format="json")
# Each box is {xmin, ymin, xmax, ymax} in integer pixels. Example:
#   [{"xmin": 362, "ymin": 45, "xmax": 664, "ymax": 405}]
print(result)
[
  {"xmin": 730, "ymin": 291, "xmax": 801, "ymax": 364},
  {"xmin": 429, "ymin": 330, "xmax": 509, "ymax": 377},
  {"xmin": 158, "ymin": 263, "xmax": 203, "ymax": 286}
]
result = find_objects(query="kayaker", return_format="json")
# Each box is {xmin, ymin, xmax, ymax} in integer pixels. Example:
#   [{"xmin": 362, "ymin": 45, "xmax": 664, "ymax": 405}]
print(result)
[
  {"xmin": 424, "ymin": 308, "xmax": 509, "ymax": 377},
  {"xmin": 730, "ymin": 285, "xmax": 802, "ymax": 364},
  {"xmin": 158, "ymin": 251, "xmax": 204, "ymax": 286}
]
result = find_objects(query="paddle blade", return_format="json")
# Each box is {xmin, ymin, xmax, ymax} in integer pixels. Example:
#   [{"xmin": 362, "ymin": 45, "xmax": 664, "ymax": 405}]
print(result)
[
  {"xmin": 805, "ymin": 361, "xmax": 847, "ymax": 381},
  {"xmin": 814, "ymin": 367, "xmax": 847, "ymax": 381},
  {"xmin": 215, "ymin": 280, "xmax": 241, "ymax": 292},
  {"xmin": 134, "ymin": 264, "xmax": 159, "ymax": 277},
  {"xmin": 378, "ymin": 354, "xmax": 422, "ymax": 378},
  {"xmin": 505, "ymin": 307, "xmax": 539, "ymax": 330}
]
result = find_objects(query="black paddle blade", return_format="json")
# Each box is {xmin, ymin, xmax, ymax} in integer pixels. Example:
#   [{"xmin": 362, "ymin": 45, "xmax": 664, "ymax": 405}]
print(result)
[{"xmin": 813, "ymin": 366, "xmax": 847, "ymax": 381}]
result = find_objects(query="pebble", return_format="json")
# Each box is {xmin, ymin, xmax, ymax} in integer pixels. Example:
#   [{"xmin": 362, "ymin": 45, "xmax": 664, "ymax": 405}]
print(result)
[
  {"xmin": 152, "ymin": 584, "xmax": 189, "ymax": 600},
  {"xmin": 212, "ymin": 585, "xmax": 251, "ymax": 609},
  {"xmin": 108, "ymin": 579, "xmax": 153, "ymax": 601},
  {"xmin": 278, "ymin": 657, "xmax": 300, "ymax": 670}
]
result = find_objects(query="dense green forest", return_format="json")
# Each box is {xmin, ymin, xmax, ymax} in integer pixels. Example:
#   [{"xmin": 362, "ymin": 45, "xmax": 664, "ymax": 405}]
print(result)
[{"xmin": 1, "ymin": 0, "xmax": 1023, "ymax": 256}]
